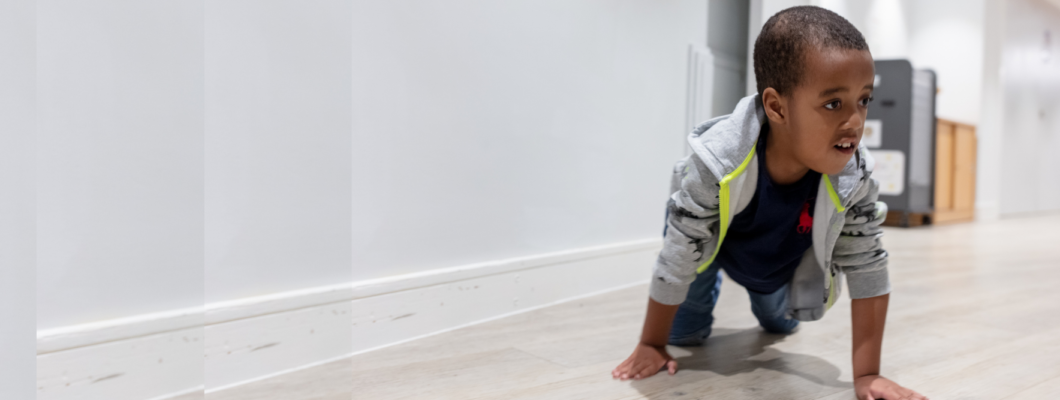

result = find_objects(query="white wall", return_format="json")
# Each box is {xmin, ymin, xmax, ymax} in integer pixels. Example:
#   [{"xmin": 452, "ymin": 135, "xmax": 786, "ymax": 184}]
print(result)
[
  {"xmin": 28, "ymin": 0, "xmax": 708, "ymax": 343},
  {"xmin": 36, "ymin": 0, "xmax": 205, "ymax": 331},
  {"xmin": 977, "ymin": 0, "xmax": 1006, "ymax": 220},
  {"xmin": 351, "ymin": 0, "xmax": 707, "ymax": 282},
  {"xmin": 35, "ymin": 0, "xmax": 359, "ymax": 325},
  {"xmin": 999, "ymin": 0, "xmax": 1060, "ymax": 214},
  {"xmin": 204, "ymin": 0, "xmax": 352, "ymax": 304},
  {"xmin": 906, "ymin": 0, "xmax": 986, "ymax": 126},
  {"xmin": 0, "ymin": 0, "xmax": 37, "ymax": 397},
  {"xmin": 865, "ymin": 0, "xmax": 910, "ymax": 59}
]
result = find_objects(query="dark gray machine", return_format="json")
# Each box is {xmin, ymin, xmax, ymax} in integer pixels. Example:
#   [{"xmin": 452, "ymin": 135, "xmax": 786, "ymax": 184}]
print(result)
[{"xmin": 865, "ymin": 60, "xmax": 937, "ymax": 225}]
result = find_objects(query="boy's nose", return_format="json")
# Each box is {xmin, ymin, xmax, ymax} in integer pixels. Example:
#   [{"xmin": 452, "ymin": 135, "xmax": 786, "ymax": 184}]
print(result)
[{"xmin": 845, "ymin": 110, "xmax": 865, "ymax": 130}]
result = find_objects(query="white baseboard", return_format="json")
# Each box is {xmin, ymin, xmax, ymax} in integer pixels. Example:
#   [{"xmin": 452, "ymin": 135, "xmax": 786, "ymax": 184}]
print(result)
[
  {"xmin": 350, "ymin": 239, "xmax": 661, "ymax": 355},
  {"xmin": 36, "ymin": 326, "xmax": 204, "ymax": 400},
  {"xmin": 204, "ymin": 298, "xmax": 352, "ymax": 392},
  {"xmin": 36, "ymin": 238, "xmax": 661, "ymax": 399}
]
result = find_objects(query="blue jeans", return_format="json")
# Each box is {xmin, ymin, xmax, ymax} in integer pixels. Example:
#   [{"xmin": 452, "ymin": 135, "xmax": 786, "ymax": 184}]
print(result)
[
  {"xmin": 663, "ymin": 209, "xmax": 799, "ymax": 346},
  {"xmin": 667, "ymin": 261, "xmax": 800, "ymax": 346}
]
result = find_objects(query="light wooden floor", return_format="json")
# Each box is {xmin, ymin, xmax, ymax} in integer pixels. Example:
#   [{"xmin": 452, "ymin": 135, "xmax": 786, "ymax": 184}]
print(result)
[{"xmin": 208, "ymin": 214, "xmax": 1060, "ymax": 400}]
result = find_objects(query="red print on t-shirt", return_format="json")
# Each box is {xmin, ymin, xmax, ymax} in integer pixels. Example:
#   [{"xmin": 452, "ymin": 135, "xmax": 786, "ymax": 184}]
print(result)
[{"xmin": 797, "ymin": 202, "xmax": 813, "ymax": 234}]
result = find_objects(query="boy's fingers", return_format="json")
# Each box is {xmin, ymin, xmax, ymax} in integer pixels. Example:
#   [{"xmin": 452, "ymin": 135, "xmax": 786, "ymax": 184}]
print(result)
[
  {"xmin": 614, "ymin": 358, "xmax": 634, "ymax": 377},
  {"xmin": 629, "ymin": 362, "xmax": 645, "ymax": 378},
  {"xmin": 898, "ymin": 392, "xmax": 927, "ymax": 400},
  {"xmin": 666, "ymin": 360, "xmax": 678, "ymax": 374},
  {"xmin": 621, "ymin": 361, "xmax": 641, "ymax": 380},
  {"xmin": 633, "ymin": 363, "xmax": 655, "ymax": 380},
  {"xmin": 894, "ymin": 387, "xmax": 925, "ymax": 400}
]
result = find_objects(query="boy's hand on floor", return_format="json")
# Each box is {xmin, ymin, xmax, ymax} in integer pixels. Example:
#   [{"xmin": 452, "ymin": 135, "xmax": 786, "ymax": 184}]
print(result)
[
  {"xmin": 854, "ymin": 375, "xmax": 928, "ymax": 400},
  {"xmin": 611, "ymin": 342, "xmax": 677, "ymax": 381}
]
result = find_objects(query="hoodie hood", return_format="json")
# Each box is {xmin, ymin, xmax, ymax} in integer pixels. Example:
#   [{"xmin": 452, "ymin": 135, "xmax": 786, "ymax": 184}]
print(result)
[{"xmin": 686, "ymin": 93, "xmax": 875, "ymax": 204}]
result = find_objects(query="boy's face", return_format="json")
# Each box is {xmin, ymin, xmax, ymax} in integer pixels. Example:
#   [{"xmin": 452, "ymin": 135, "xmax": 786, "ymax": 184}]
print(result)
[{"xmin": 765, "ymin": 48, "xmax": 875, "ymax": 175}]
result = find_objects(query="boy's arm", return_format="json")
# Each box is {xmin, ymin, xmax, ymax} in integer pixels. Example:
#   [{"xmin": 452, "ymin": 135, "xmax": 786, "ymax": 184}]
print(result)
[
  {"xmin": 613, "ymin": 154, "xmax": 721, "ymax": 380},
  {"xmin": 851, "ymin": 293, "xmax": 887, "ymax": 380},
  {"xmin": 650, "ymin": 154, "xmax": 722, "ymax": 305},
  {"xmin": 851, "ymin": 293, "xmax": 927, "ymax": 399},
  {"xmin": 836, "ymin": 158, "xmax": 928, "ymax": 399},
  {"xmin": 834, "ymin": 169, "xmax": 891, "ymax": 374}
]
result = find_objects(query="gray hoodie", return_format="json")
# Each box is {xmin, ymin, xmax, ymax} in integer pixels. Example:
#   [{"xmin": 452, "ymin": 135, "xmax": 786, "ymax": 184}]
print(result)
[{"xmin": 650, "ymin": 94, "xmax": 891, "ymax": 321}]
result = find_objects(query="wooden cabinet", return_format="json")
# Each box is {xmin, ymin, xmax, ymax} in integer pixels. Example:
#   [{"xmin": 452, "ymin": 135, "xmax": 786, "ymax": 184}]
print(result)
[{"xmin": 932, "ymin": 118, "xmax": 977, "ymax": 224}]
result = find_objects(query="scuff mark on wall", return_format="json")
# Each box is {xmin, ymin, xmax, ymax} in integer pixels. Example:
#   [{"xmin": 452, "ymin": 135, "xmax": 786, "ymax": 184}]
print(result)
[
  {"xmin": 91, "ymin": 373, "xmax": 124, "ymax": 384},
  {"xmin": 250, "ymin": 342, "xmax": 280, "ymax": 352}
]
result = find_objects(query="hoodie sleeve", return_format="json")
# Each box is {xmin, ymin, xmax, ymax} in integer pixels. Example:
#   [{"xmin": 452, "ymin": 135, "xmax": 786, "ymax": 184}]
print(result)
[
  {"xmin": 650, "ymin": 154, "xmax": 722, "ymax": 305},
  {"xmin": 833, "ymin": 167, "xmax": 892, "ymax": 300}
]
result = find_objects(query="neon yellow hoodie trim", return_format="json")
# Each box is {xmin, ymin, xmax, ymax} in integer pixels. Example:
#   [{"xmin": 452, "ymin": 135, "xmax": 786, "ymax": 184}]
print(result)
[
  {"xmin": 697, "ymin": 144, "xmax": 757, "ymax": 274},
  {"xmin": 822, "ymin": 174, "xmax": 846, "ymax": 213},
  {"xmin": 825, "ymin": 272, "xmax": 837, "ymax": 310}
]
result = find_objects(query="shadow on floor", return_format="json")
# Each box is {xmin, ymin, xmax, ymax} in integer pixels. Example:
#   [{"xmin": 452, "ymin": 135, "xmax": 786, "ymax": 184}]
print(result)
[{"xmin": 631, "ymin": 327, "xmax": 849, "ymax": 398}]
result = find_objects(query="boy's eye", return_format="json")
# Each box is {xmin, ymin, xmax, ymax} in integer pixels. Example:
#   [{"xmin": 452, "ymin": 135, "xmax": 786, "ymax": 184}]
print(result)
[
  {"xmin": 859, "ymin": 96, "xmax": 874, "ymax": 107},
  {"xmin": 824, "ymin": 100, "xmax": 840, "ymax": 110}
]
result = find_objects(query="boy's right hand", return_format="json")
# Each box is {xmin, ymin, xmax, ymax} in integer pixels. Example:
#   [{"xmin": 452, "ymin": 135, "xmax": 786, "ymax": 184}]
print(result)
[{"xmin": 611, "ymin": 342, "xmax": 678, "ymax": 380}]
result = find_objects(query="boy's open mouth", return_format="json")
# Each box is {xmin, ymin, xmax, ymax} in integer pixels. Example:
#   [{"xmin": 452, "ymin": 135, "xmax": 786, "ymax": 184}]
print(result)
[{"xmin": 833, "ymin": 141, "xmax": 857, "ymax": 155}]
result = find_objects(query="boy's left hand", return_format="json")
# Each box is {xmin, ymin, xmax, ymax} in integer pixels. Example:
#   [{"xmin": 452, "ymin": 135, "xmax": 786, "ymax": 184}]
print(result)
[{"xmin": 854, "ymin": 375, "xmax": 927, "ymax": 400}]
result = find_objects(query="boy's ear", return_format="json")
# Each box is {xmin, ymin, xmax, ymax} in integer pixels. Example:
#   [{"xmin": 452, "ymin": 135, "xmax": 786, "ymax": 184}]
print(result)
[{"xmin": 761, "ymin": 87, "xmax": 787, "ymax": 125}]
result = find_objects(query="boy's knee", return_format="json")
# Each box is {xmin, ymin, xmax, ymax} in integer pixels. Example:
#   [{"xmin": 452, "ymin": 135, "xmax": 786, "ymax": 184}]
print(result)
[
  {"xmin": 668, "ymin": 326, "xmax": 712, "ymax": 346},
  {"xmin": 678, "ymin": 300, "xmax": 716, "ymax": 313},
  {"xmin": 760, "ymin": 318, "xmax": 799, "ymax": 334}
]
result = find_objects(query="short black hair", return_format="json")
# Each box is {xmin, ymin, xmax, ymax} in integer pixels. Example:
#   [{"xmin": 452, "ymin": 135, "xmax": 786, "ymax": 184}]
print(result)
[{"xmin": 753, "ymin": 6, "xmax": 869, "ymax": 97}]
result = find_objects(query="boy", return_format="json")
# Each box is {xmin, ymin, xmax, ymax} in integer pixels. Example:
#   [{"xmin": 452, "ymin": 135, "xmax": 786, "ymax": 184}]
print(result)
[{"xmin": 610, "ymin": 7, "xmax": 927, "ymax": 400}]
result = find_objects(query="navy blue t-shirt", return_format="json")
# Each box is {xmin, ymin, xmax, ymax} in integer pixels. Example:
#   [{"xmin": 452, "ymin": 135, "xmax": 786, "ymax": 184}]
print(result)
[{"xmin": 713, "ymin": 126, "xmax": 820, "ymax": 294}]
